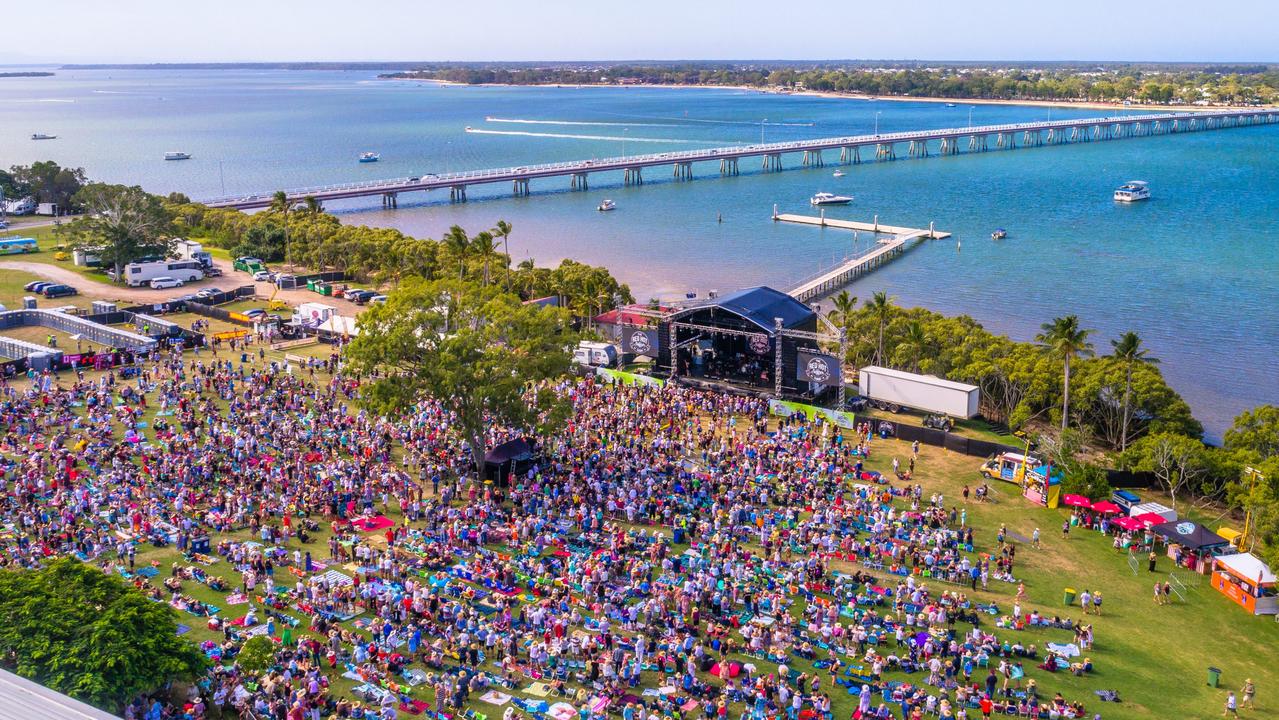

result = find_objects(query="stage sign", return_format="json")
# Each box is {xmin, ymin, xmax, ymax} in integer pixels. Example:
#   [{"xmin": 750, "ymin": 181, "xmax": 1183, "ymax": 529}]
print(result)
[
  {"xmin": 796, "ymin": 350, "xmax": 842, "ymax": 385},
  {"xmin": 768, "ymin": 399, "xmax": 857, "ymax": 429},
  {"xmin": 596, "ymin": 367, "xmax": 666, "ymax": 388},
  {"xmin": 622, "ymin": 328, "xmax": 661, "ymax": 356}
]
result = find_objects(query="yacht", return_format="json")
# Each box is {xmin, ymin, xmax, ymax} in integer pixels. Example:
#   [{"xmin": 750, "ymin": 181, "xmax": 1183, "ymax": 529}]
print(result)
[
  {"xmin": 810, "ymin": 192, "xmax": 853, "ymax": 206},
  {"xmin": 359, "ymin": 152, "xmax": 380, "ymax": 163},
  {"xmin": 832, "ymin": 170, "xmax": 845, "ymax": 178},
  {"xmin": 1113, "ymin": 180, "xmax": 1150, "ymax": 202},
  {"xmin": 163, "ymin": 151, "xmax": 191, "ymax": 161},
  {"xmin": 597, "ymin": 199, "xmax": 616, "ymax": 212},
  {"xmin": 31, "ymin": 133, "xmax": 57, "ymax": 140},
  {"xmin": 991, "ymin": 228, "xmax": 1008, "ymax": 240}
]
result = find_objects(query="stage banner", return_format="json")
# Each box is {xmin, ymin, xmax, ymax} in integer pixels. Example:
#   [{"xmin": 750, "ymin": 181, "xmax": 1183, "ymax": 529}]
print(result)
[
  {"xmin": 796, "ymin": 350, "xmax": 842, "ymax": 384},
  {"xmin": 768, "ymin": 399, "xmax": 857, "ymax": 429},
  {"xmin": 596, "ymin": 367, "xmax": 666, "ymax": 388},
  {"xmin": 621, "ymin": 327, "xmax": 661, "ymax": 356}
]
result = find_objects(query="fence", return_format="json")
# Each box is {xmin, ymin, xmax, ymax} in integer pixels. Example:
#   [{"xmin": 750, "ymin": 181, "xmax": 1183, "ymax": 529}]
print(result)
[
  {"xmin": 0, "ymin": 309, "xmax": 157, "ymax": 354},
  {"xmin": 868, "ymin": 417, "xmax": 1021, "ymax": 459}
]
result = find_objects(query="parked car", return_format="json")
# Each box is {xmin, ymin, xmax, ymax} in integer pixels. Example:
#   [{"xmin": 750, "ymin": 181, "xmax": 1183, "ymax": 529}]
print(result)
[
  {"xmin": 149, "ymin": 276, "xmax": 185, "ymax": 289},
  {"xmin": 204, "ymin": 267, "xmax": 224, "ymax": 277},
  {"xmin": 242, "ymin": 308, "xmax": 266, "ymax": 319},
  {"xmin": 252, "ymin": 271, "xmax": 272, "ymax": 281},
  {"xmin": 23, "ymin": 281, "xmax": 49, "ymax": 292},
  {"xmin": 41, "ymin": 284, "xmax": 78, "ymax": 298},
  {"xmin": 369, "ymin": 295, "xmax": 387, "ymax": 304}
]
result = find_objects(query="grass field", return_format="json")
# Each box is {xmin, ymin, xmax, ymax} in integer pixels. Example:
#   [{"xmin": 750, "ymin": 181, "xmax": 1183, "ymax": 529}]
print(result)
[{"xmin": 81, "ymin": 384, "xmax": 1273, "ymax": 720}]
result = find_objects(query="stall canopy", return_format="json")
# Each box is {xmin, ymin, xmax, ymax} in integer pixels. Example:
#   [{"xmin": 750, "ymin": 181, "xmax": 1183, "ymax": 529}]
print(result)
[
  {"xmin": 1151, "ymin": 520, "xmax": 1230, "ymax": 550},
  {"xmin": 1216, "ymin": 553, "xmax": 1277, "ymax": 584}
]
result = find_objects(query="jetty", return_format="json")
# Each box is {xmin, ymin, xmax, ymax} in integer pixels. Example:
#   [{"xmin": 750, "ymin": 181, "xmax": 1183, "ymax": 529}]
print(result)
[
  {"xmin": 200, "ymin": 108, "xmax": 1277, "ymax": 210},
  {"xmin": 780, "ymin": 213, "xmax": 945, "ymax": 302}
]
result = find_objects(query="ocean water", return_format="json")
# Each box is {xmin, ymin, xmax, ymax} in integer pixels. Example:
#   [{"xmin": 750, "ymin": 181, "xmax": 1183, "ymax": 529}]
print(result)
[{"xmin": 2, "ymin": 68, "xmax": 1276, "ymax": 440}]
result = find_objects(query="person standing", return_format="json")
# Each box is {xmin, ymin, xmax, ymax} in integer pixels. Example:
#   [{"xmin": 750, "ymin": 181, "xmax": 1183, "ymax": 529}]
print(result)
[
  {"xmin": 1032, "ymin": 528, "xmax": 1040, "ymax": 549},
  {"xmin": 1079, "ymin": 589, "xmax": 1092, "ymax": 615},
  {"xmin": 1241, "ymin": 679, "xmax": 1255, "ymax": 710},
  {"xmin": 1149, "ymin": 550, "xmax": 1158, "ymax": 572},
  {"xmin": 1224, "ymin": 690, "xmax": 1239, "ymax": 717}
]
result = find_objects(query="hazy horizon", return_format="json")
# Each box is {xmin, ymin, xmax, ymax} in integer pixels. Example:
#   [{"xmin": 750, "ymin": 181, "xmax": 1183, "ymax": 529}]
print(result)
[{"xmin": 5, "ymin": 1, "xmax": 1278, "ymax": 65}]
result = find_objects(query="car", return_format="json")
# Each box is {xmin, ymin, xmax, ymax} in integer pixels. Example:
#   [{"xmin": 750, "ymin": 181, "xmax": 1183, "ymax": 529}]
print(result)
[
  {"xmin": 408, "ymin": 177, "xmax": 420, "ymax": 183},
  {"xmin": 242, "ymin": 308, "xmax": 266, "ymax": 319},
  {"xmin": 343, "ymin": 289, "xmax": 366, "ymax": 302},
  {"xmin": 0, "ymin": 220, "xmax": 8, "ymax": 229},
  {"xmin": 23, "ymin": 281, "xmax": 50, "ymax": 292},
  {"xmin": 195, "ymin": 287, "xmax": 225, "ymax": 299},
  {"xmin": 204, "ymin": 267, "xmax": 224, "ymax": 277},
  {"xmin": 149, "ymin": 276, "xmax": 184, "ymax": 289},
  {"xmin": 369, "ymin": 295, "xmax": 388, "ymax": 304},
  {"xmin": 252, "ymin": 271, "xmax": 273, "ymax": 281},
  {"xmin": 41, "ymin": 284, "xmax": 77, "ymax": 298}
]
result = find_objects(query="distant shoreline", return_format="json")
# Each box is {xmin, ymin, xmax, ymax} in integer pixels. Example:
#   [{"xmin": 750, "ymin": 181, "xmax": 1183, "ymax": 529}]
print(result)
[
  {"xmin": 0, "ymin": 72, "xmax": 54, "ymax": 78},
  {"xmin": 386, "ymin": 77, "xmax": 1264, "ymax": 113}
]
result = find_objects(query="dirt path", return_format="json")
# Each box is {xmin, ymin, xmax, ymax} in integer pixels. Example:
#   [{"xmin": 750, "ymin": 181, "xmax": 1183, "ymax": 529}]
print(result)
[{"xmin": 0, "ymin": 259, "xmax": 366, "ymax": 316}]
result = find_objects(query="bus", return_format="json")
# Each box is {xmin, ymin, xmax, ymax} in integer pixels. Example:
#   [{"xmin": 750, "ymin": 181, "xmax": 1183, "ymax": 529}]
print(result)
[
  {"xmin": 0, "ymin": 237, "xmax": 38, "ymax": 254},
  {"xmin": 115, "ymin": 260, "xmax": 206, "ymax": 287}
]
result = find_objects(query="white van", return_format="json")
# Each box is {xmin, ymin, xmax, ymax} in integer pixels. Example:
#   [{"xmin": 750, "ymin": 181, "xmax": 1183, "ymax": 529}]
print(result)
[
  {"xmin": 150, "ymin": 276, "xmax": 185, "ymax": 289},
  {"xmin": 573, "ymin": 341, "xmax": 618, "ymax": 368}
]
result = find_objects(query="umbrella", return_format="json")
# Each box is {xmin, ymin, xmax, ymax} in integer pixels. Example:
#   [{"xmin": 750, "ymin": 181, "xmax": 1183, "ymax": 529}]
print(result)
[
  {"xmin": 1112, "ymin": 516, "xmax": 1145, "ymax": 531},
  {"xmin": 1135, "ymin": 512, "xmax": 1167, "ymax": 527},
  {"xmin": 1062, "ymin": 494, "xmax": 1092, "ymax": 508},
  {"xmin": 1092, "ymin": 500, "xmax": 1122, "ymax": 514}
]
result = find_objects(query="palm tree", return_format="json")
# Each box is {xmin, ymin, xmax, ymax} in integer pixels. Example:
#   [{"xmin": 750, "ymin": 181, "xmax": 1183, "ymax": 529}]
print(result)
[
  {"xmin": 1036, "ymin": 315, "xmax": 1095, "ymax": 432},
  {"xmin": 865, "ymin": 291, "xmax": 895, "ymax": 366},
  {"xmin": 443, "ymin": 225, "xmax": 470, "ymax": 280},
  {"xmin": 470, "ymin": 231, "xmax": 498, "ymax": 287},
  {"xmin": 898, "ymin": 319, "xmax": 928, "ymax": 373},
  {"xmin": 492, "ymin": 221, "xmax": 513, "ymax": 288},
  {"xmin": 302, "ymin": 196, "xmax": 323, "ymax": 215},
  {"xmin": 828, "ymin": 290, "xmax": 858, "ymax": 335},
  {"xmin": 268, "ymin": 191, "xmax": 294, "ymax": 270},
  {"xmin": 1111, "ymin": 331, "xmax": 1159, "ymax": 452}
]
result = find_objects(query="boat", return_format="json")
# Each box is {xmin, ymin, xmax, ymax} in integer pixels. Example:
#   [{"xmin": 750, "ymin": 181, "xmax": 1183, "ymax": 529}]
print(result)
[
  {"xmin": 597, "ymin": 199, "xmax": 616, "ymax": 212},
  {"xmin": 163, "ymin": 151, "xmax": 191, "ymax": 161},
  {"xmin": 1113, "ymin": 180, "xmax": 1150, "ymax": 202},
  {"xmin": 810, "ymin": 192, "xmax": 853, "ymax": 206},
  {"xmin": 358, "ymin": 152, "xmax": 380, "ymax": 163},
  {"xmin": 31, "ymin": 133, "xmax": 56, "ymax": 140},
  {"xmin": 991, "ymin": 228, "xmax": 1008, "ymax": 240},
  {"xmin": 832, "ymin": 170, "xmax": 846, "ymax": 178},
  {"xmin": 946, "ymin": 103, "xmax": 957, "ymax": 108}
]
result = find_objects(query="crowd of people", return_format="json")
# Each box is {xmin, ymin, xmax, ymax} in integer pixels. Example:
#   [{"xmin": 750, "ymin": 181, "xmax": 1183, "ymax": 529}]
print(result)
[{"xmin": 0, "ymin": 346, "xmax": 1109, "ymax": 720}]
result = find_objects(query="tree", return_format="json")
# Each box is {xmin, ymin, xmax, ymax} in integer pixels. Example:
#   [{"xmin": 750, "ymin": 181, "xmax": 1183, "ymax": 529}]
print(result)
[
  {"xmin": 443, "ymin": 225, "xmax": 471, "ymax": 280},
  {"xmin": 1061, "ymin": 463, "xmax": 1114, "ymax": 501},
  {"xmin": 492, "ymin": 220, "xmax": 513, "ymax": 288},
  {"xmin": 1110, "ymin": 331, "xmax": 1160, "ymax": 451},
  {"xmin": 9, "ymin": 161, "xmax": 86, "ymax": 210},
  {"xmin": 894, "ymin": 319, "xmax": 929, "ymax": 373},
  {"xmin": 0, "ymin": 559, "xmax": 206, "ymax": 712},
  {"xmin": 1036, "ymin": 315, "xmax": 1094, "ymax": 431},
  {"xmin": 0, "ymin": 167, "xmax": 30, "ymax": 200},
  {"xmin": 60, "ymin": 184, "xmax": 174, "ymax": 283},
  {"xmin": 1224, "ymin": 405, "xmax": 1279, "ymax": 461},
  {"xmin": 301, "ymin": 195, "xmax": 323, "ymax": 215},
  {"xmin": 1071, "ymin": 356, "xmax": 1200, "ymax": 449},
  {"xmin": 1125, "ymin": 432, "xmax": 1211, "ymax": 510},
  {"xmin": 237, "ymin": 635, "xmax": 276, "ymax": 675},
  {"xmin": 346, "ymin": 279, "xmax": 577, "ymax": 470},
  {"xmin": 471, "ymin": 230, "xmax": 498, "ymax": 287},
  {"xmin": 865, "ymin": 291, "xmax": 895, "ymax": 366},
  {"xmin": 828, "ymin": 290, "xmax": 857, "ymax": 337}
]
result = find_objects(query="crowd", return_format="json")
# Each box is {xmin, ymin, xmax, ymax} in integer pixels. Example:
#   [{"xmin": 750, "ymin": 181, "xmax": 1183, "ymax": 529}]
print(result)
[{"xmin": 0, "ymin": 346, "xmax": 1106, "ymax": 720}]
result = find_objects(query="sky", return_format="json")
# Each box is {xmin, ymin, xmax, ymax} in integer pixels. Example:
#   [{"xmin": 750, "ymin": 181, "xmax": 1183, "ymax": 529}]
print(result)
[{"xmin": 3, "ymin": 0, "xmax": 1277, "ymax": 65}]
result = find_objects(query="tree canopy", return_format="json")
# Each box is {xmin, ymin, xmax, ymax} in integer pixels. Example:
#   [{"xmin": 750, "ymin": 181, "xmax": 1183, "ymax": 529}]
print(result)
[
  {"xmin": 8, "ymin": 161, "xmax": 86, "ymax": 209},
  {"xmin": 60, "ymin": 184, "xmax": 175, "ymax": 282},
  {"xmin": 0, "ymin": 559, "xmax": 207, "ymax": 712}
]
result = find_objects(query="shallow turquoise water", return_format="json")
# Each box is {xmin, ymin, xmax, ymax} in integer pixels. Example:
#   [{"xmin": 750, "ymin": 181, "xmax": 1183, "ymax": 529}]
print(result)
[{"xmin": 2, "ymin": 68, "xmax": 1276, "ymax": 439}]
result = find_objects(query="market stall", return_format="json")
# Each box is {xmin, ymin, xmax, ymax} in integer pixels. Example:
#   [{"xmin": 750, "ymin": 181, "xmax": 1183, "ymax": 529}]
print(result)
[
  {"xmin": 1212, "ymin": 553, "xmax": 1278, "ymax": 615},
  {"xmin": 1152, "ymin": 521, "xmax": 1232, "ymax": 574},
  {"xmin": 1022, "ymin": 464, "xmax": 1062, "ymax": 508}
]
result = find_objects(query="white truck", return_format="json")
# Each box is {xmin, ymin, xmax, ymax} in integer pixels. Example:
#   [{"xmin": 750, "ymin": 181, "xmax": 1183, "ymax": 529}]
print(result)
[
  {"xmin": 292, "ymin": 302, "xmax": 340, "ymax": 328},
  {"xmin": 174, "ymin": 239, "xmax": 214, "ymax": 269},
  {"xmin": 857, "ymin": 366, "xmax": 980, "ymax": 418},
  {"xmin": 116, "ymin": 260, "xmax": 206, "ymax": 287}
]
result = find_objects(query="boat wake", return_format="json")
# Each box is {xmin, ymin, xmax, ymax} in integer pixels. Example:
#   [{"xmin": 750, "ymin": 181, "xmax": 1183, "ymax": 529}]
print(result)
[
  {"xmin": 484, "ymin": 117, "xmax": 678, "ymax": 128},
  {"xmin": 465, "ymin": 128, "xmax": 725, "ymax": 144}
]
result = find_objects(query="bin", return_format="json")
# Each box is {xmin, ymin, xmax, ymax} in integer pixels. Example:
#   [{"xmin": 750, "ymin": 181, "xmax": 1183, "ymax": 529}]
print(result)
[
  {"xmin": 1063, "ymin": 587, "xmax": 1076, "ymax": 606},
  {"xmin": 1208, "ymin": 667, "xmax": 1221, "ymax": 688}
]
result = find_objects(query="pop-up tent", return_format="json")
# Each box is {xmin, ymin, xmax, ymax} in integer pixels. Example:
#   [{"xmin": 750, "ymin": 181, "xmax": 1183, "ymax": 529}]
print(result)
[
  {"xmin": 483, "ymin": 437, "xmax": 537, "ymax": 486},
  {"xmin": 1151, "ymin": 520, "xmax": 1230, "ymax": 551}
]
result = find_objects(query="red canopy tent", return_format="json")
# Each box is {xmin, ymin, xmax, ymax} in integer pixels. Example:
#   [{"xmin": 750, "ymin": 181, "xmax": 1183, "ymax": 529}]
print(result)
[
  {"xmin": 1092, "ymin": 500, "xmax": 1123, "ymax": 514},
  {"xmin": 1113, "ymin": 516, "xmax": 1146, "ymax": 531},
  {"xmin": 1062, "ymin": 494, "xmax": 1092, "ymax": 508},
  {"xmin": 1135, "ymin": 512, "xmax": 1167, "ymax": 528}
]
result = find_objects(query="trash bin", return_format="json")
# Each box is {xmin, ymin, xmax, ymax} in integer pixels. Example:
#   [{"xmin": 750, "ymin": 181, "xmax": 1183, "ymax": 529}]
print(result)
[
  {"xmin": 1063, "ymin": 587, "xmax": 1076, "ymax": 606},
  {"xmin": 1208, "ymin": 667, "xmax": 1221, "ymax": 688}
]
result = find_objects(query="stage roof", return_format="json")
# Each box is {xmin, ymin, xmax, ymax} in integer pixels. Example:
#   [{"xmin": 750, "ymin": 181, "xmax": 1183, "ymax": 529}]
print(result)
[{"xmin": 686, "ymin": 286, "xmax": 815, "ymax": 332}]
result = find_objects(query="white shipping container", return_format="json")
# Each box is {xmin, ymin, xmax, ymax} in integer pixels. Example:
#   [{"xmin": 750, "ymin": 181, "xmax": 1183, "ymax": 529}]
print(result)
[{"xmin": 857, "ymin": 366, "xmax": 980, "ymax": 418}]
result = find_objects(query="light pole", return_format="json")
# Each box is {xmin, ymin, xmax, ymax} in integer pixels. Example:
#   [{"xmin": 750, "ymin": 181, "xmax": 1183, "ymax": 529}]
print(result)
[{"xmin": 874, "ymin": 111, "xmax": 881, "ymax": 135}]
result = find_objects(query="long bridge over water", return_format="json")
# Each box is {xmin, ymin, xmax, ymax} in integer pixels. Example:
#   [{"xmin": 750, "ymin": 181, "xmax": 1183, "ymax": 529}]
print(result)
[{"xmin": 204, "ymin": 109, "xmax": 1277, "ymax": 210}]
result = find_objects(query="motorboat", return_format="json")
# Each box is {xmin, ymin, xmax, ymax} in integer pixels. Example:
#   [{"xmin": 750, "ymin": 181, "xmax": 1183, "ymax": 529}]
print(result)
[
  {"xmin": 31, "ymin": 133, "xmax": 56, "ymax": 140},
  {"xmin": 597, "ymin": 199, "xmax": 616, "ymax": 212},
  {"xmin": 832, "ymin": 170, "xmax": 845, "ymax": 178},
  {"xmin": 359, "ymin": 152, "xmax": 380, "ymax": 163},
  {"xmin": 163, "ymin": 151, "xmax": 191, "ymax": 160},
  {"xmin": 946, "ymin": 103, "xmax": 957, "ymax": 107},
  {"xmin": 991, "ymin": 228, "xmax": 1008, "ymax": 240},
  {"xmin": 1113, "ymin": 180, "xmax": 1150, "ymax": 202},
  {"xmin": 810, "ymin": 192, "xmax": 853, "ymax": 206}
]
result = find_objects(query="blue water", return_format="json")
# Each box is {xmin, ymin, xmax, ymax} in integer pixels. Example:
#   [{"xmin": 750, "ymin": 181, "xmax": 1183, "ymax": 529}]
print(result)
[{"xmin": 2, "ymin": 68, "xmax": 1277, "ymax": 440}]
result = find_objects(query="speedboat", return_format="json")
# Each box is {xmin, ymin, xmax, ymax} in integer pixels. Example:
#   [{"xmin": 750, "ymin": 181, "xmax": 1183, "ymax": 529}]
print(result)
[
  {"xmin": 832, "ymin": 170, "xmax": 845, "ymax": 178},
  {"xmin": 810, "ymin": 192, "xmax": 853, "ymax": 206},
  {"xmin": 164, "ymin": 151, "xmax": 191, "ymax": 160},
  {"xmin": 946, "ymin": 103, "xmax": 957, "ymax": 107},
  {"xmin": 991, "ymin": 228, "xmax": 1008, "ymax": 240},
  {"xmin": 1113, "ymin": 180, "xmax": 1150, "ymax": 202},
  {"xmin": 597, "ymin": 199, "xmax": 616, "ymax": 212},
  {"xmin": 31, "ymin": 133, "xmax": 57, "ymax": 140},
  {"xmin": 359, "ymin": 152, "xmax": 380, "ymax": 163}
]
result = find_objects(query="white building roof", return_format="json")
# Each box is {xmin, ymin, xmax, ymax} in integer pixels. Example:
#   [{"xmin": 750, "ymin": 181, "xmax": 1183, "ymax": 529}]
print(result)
[
  {"xmin": 0, "ymin": 668, "xmax": 121, "ymax": 720},
  {"xmin": 1216, "ymin": 553, "xmax": 1277, "ymax": 585}
]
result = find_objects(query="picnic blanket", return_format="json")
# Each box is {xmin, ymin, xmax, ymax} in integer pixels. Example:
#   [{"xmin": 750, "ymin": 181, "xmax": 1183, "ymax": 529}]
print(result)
[
  {"xmin": 225, "ymin": 593, "xmax": 250, "ymax": 606},
  {"xmin": 352, "ymin": 515, "xmax": 395, "ymax": 532},
  {"xmin": 525, "ymin": 682, "xmax": 552, "ymax": 697},
  {"xmin": 478, "ymin": 691, "xmax": 512, "ymax": 706},
  {"xmin": 1047, "ymin": 642, "xmax": 1081, "ymax": 658},
  {"xmin": 548, "ymin": 703, "xmax": 577, "ymax": 720},
  {"xmin": 316, "ymin": 569, "xmax": 353, "ymax": 587}
]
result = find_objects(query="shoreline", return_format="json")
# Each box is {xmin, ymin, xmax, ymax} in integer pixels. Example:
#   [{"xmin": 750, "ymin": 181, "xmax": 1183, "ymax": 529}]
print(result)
[{"xmin": 386, "ymin": 76, "xmax": 1268, "ymax": 113}]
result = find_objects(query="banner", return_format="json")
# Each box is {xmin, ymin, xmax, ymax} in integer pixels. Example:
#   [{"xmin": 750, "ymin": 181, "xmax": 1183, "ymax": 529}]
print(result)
[
  {"xmin": 768, "ymin": 399, "xmax": 857, "ymax": 429},
  {"xmin": 796, "ymin": 350, "xmax": 842, "ymax": 384},
  {"xmin": 621, "ymin": 327, "xmax": 661, "ymax": 356},
  {"xmin": 596, "ymin": 367, "xmax": 666, "ymax": 388}
]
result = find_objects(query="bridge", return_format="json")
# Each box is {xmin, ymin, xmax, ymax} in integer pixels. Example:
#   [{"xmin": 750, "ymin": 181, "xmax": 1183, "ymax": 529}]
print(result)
[{"xmin": 202, "ymin": 109, "xmax": 1278, "ymax": 210}]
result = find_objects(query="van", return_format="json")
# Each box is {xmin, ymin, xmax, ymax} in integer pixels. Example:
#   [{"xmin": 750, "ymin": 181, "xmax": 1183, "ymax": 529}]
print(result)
[
  {"xmin": 572, "ymin": 341, "xmax": 618, "ymax": 368},
  {"xmin": 150, "ymin": 276, "xmax": 185, "ymax": 289}
]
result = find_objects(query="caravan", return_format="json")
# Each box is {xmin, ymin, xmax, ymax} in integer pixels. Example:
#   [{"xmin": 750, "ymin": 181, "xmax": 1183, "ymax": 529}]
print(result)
[{"xmin": 114, "ymin": 260, "xmax": 206, "ymax": 287}]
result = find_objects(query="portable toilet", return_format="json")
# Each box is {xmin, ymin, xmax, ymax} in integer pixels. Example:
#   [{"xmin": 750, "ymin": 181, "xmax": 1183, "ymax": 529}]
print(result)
[
  {"xmin": 91, "ymin": 301, "xmax": 117, "ymax": 315},
  {"xmin": 22, "ymin": 296, "xmax": 37, "ymax": 309}
]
